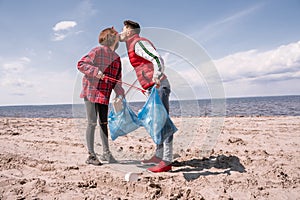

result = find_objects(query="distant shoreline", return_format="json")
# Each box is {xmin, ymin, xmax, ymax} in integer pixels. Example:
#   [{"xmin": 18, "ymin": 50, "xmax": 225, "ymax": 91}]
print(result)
[
  {"xmin": 0, "ymin": 95, "xmax": 299, "ymax": 118},
  {"xmin": 0, "ymin": 94, "xmax": 299, "ymax": 107}
]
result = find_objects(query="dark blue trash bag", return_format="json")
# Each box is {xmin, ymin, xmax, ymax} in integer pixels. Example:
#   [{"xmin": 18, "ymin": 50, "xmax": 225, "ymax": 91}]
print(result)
[
  {"xmin": 108, "ymin": 99, "xmax": 141, "ymax": 141},
  {"xmin": 138, "ymin": 87, "xmax": 178, "ymax": 144}
]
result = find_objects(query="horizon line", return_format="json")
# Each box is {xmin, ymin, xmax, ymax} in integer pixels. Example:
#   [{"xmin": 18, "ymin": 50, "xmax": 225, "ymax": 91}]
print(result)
[{"xmin": 0, "ymin": 94, "xmax": 299, "ymax": 107}]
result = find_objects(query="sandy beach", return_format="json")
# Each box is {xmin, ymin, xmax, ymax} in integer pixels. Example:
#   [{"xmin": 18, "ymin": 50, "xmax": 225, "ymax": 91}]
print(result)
[{"xmin": 0, "ymin": 116, "xmax": 299, "ymax": 199}]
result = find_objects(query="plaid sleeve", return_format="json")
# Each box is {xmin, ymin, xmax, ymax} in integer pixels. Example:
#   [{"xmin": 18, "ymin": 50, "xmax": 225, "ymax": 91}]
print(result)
[
  {"xmin": 77, "ymin": 47, "xmax": 100, "ymax": 77},
  {"xmin": 113, "ymin": 60, "xmax": 125, "ymax": 97}
]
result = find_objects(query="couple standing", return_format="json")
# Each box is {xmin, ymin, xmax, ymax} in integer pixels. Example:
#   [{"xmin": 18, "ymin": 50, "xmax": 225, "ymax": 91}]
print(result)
[{"xmin": 77, "ymin": 20, "xmax": 173, "ymax": 173}]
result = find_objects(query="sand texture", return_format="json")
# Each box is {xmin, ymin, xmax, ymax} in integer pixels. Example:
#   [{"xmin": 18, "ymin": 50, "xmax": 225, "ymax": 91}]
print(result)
[{"xmin": 0, "ymin": 116, "xmax": 299, "ymax": 199}]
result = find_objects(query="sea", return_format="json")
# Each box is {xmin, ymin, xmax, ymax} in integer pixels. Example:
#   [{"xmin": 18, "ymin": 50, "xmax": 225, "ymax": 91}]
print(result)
[{"xmin": 0, "ymin": 95, "xmax": 299, "ymax": 118}]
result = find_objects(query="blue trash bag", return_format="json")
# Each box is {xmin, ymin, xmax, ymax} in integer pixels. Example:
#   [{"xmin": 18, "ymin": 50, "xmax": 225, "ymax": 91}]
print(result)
[
  {"xmin": 160, "ymin": 116, "xmax": 178, "ymax": 144},
  {"xmin": 138, "ymin": 87, "xmax": 178, "ymax": 144},
  {"xmin": 108, "ymin": 99, "xmax": 141, "ymax": 141}
]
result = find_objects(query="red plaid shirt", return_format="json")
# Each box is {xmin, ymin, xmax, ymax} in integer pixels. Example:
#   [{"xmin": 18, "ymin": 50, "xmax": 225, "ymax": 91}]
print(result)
[{"xmin": 77, "ymin": 46, "xmax": 124, "ymax": 105}]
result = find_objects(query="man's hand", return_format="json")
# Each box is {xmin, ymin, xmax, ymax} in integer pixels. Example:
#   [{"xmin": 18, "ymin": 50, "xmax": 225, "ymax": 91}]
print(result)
[
  {"xmin": 96, "ymin": 71, "xmax": 105, "ymax": 80},
  {"xmin": 153, "ymin": 77, "xmax": 161, "ymax": 88}
]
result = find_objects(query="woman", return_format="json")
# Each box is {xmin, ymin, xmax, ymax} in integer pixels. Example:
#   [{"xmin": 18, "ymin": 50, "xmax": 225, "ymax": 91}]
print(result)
[{"xmin": 77, "ymin": 27, "xmax": 124, "ymax": 165}]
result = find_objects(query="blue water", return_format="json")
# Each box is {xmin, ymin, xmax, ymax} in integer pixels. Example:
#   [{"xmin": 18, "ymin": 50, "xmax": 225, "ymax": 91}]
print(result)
[{"xmin": 0, "ymin": 95, "xmax": 299, "ymax": 118}]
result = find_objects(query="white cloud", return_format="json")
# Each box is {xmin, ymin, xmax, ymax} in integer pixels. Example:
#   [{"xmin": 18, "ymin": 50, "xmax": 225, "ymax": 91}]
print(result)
[
  {"xmin": 53, "ymin": 21, "xmax": 77, "ymax": 31},
  {"xmin": 2, "ymin": 56, "xmax": 30, "ymax": 73},
  {"xmin": 0, "ymin": 57, "xmax": 34, "ymax": 93},
  {"xmin": 52, "ymin": 21, "xmax": 77, "ymax": 41},
  {"xmin": 0, "ymin": 62, "xmax": 76, "ymax": 105},
  {"xmin": 1, "ymin": 78, "xmax": 33, "ymax": 88},
  {"xmin": 214, "ymin": 40, "xmax": 300, "ymax": 83},
  {"xmin": 53, "ymin": 32, "xmax": 68, "ymax": 41},
  {"xmin": 213, "ymin": 40, "xmax": 300, "ymax": 97}
]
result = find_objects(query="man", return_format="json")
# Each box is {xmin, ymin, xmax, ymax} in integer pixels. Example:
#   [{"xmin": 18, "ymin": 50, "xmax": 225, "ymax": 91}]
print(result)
[
  {"xmin": 119, "ymin": 20, "xmax": 173, "ymax": 172},
  {"xmin": 77, "ymin": 27, "xmax": 124, "ymax": 165}
]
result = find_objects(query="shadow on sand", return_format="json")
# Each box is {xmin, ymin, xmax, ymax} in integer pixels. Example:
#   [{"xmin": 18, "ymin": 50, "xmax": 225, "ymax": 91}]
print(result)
[{"xmin": 171, "ymin": 155, "xmax": 246, "ymax": 181}]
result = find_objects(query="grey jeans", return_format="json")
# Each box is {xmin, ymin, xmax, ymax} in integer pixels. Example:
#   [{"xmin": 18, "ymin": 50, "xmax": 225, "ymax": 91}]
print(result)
[
  {"xmin": 84, "ymin": 98, "xmax": 110, "ymax": 156},
  {"xmin": 154, "ymin": 78, "xmax": 173, "ymax": 162}
]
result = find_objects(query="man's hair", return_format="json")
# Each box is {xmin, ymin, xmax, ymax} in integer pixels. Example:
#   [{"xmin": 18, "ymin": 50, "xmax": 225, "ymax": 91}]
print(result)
[
  {"xmin": 123, "ymin": 20, "xmax": 140, "ymax": 34},
  {"xmin": 99, "ymin": 27, "xmax": 118, "ymax": 46}
]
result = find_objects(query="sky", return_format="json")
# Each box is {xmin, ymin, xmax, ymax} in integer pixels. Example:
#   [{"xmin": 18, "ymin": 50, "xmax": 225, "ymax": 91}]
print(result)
[{"xmin": 0, "ymin": 0, "xmax": 300, "ymax": 105}]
